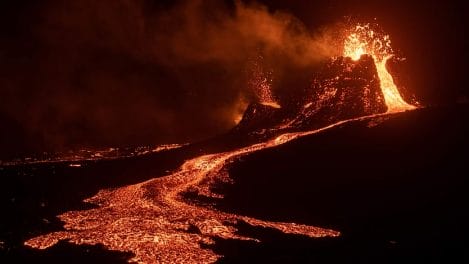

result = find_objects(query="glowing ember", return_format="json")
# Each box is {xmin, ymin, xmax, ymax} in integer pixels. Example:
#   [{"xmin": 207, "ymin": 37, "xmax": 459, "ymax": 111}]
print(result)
[
  {"xmin": 344, "ymin": 24, "xmax": 415, "ymax": 113},
  {"xmin": 248, "ymin": 56, "xmax": 281, "ymax": 109}
]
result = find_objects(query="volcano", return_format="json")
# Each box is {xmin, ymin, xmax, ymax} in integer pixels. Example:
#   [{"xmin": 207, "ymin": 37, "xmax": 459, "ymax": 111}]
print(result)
[
  {"xmin": 1, "ymin": 24, "xmax": 468, "ymax": 263},
  {"xmin": 232, "ymin": 54, "xmax": 388, "ymax": 140}
]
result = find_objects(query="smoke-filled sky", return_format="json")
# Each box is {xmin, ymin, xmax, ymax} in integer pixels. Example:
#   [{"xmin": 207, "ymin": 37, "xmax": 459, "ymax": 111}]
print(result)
[{"xmin": 0, "ymin": 0, "xmax": 467, "ymax": 158}]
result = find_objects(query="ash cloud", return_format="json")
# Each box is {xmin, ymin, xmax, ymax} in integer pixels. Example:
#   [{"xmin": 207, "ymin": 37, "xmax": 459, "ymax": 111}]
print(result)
[
  {"xmin": 0, "ymin": 0, "xmax": 338, "ymax": 157},
  {"xmin": 153, "ymin": 0, "xmax": 337, "ymax": 66}
]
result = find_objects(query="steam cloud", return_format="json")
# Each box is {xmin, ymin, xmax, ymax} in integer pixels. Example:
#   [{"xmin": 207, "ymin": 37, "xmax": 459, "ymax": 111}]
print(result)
[{"xmin": 0, "ymin": 0, "xmax": 339, "ymax": 157}]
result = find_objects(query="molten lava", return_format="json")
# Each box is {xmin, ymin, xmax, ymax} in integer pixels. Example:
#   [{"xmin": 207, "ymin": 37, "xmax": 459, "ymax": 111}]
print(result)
[
  {"xmin": 25, "ymin": 126, "xmax": 341, "ymax": 263},
  {"xmin": 344, "ymin": 24, "xmax": 415, "ymax": 113}
]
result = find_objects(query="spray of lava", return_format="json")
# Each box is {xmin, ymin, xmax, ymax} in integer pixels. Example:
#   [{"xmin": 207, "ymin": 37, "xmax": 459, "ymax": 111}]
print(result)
[
  {"xmin": 248, "ymin": 55, "xmax": 281, "ymax": 109},
  {"xmin": 344, "ymin": 24, "xmax": 415, "ymax": 113}
]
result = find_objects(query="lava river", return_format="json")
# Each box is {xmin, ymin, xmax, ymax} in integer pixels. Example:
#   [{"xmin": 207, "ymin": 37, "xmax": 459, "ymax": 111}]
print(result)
[{"xmin": 23, "ymin": 112, "xmax": 412, "ymax": 263}]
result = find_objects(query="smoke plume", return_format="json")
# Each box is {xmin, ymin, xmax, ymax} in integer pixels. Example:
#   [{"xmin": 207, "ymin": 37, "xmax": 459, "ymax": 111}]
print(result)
[{"xmin": 0, "ymin": 0, "xmax": 339, "ymax": 157}]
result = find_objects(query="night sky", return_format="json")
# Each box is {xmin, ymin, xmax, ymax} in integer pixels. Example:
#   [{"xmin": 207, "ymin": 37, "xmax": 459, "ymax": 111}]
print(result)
[{"xmin": 1, "ymin": 0, "xmax": 467, "ymax": 158}]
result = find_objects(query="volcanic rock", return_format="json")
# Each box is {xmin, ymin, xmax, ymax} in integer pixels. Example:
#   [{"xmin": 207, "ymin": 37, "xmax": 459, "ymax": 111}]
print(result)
[
  {"xmin": 232, "ymin": 102, "xmax": 283, "ymax": 134},
  {"xmin": 290, "ymin": 55, "xmax": 387, "ymax": 130}
]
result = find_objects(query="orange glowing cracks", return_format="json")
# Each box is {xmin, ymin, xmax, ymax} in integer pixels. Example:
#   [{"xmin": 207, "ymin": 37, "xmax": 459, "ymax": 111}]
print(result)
[{"xmin": 344, "ymin": 24, "xmax": 415, "ymax": 113}]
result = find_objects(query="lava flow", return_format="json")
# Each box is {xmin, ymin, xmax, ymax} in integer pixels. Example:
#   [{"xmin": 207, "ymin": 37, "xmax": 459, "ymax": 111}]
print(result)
[
  {"xmin": 24, "ymin": 126, "xmax": 342, "ymax": 263},
  {"xmin": 344, "ymin": 24, "xmax": 415, "ymax": 113},
  {"xmin": 25, "ymin": 24, "xmax": 416, "ymax": 263}
]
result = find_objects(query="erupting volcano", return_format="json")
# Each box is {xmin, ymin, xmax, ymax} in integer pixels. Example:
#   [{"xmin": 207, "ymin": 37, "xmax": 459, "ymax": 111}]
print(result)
[
  {"xmin": 17, "ymin": 23, "xmax": 419, "ymax": 263},
  {"xmin": 3, "ymin": 10, "xmax": 468, "ymax": 263},
  {"xmin": 343, "ymin": 24, "xmax": 415, "ymax": 113}
]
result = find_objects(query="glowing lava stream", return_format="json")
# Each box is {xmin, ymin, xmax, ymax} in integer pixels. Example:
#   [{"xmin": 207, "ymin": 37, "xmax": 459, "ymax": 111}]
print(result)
[
  {"xmin": 23, "ymin": 112, "xmax": 403, "ymax": 263},
  {"xmin": 344, "ymin": 24, "xmax": 415, "ymax": 113}
]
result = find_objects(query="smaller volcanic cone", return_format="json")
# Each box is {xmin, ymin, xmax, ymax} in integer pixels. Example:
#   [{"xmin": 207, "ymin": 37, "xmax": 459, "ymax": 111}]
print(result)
[{"xmin": 233, "ymin": 102, "xmax": 283, "ymax": 134}]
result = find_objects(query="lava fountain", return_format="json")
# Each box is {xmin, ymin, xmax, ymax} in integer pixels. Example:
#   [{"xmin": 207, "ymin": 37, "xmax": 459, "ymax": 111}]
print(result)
[
  {"xmin": 248, "ymin": 55, "xmax": 281, "ymax": 109},
  {"xmin": 344, "ymin": 24, "xmax": 415, "ymax": 113}
]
